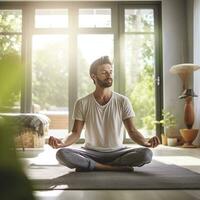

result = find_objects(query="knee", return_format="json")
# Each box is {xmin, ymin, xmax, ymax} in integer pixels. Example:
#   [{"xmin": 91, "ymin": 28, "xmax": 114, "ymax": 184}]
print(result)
[
  {"xmin": 56, "ymin": 148, "xmax": 75, "ymax": 168},
  {"xmin": 142, "ymin": 148, "xmax": 153, "ymax": 163},
  {"xmin": 56, "ymin": 148, "xmax": 73, "ymax": 162},
  {"xmin": 56, "ymin": 148, "xmax": 63, "ymax": 160},
  {"xmin": 56, "ymin": 148, "xmax": 65, "ymax": 163}
]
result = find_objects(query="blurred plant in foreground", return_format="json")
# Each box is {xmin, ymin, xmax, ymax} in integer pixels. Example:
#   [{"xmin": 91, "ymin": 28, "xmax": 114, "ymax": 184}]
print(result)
[
  {"xmin": 0, "ymin": 53, "xmax": 35, "ymax": 199},
  {"xmin": 0, "ymin": 53, "xmax": 22, "ymax": 112},
  {"xmin": 0, "ymin": 117, "xmax": 35, "ymax": 200}
]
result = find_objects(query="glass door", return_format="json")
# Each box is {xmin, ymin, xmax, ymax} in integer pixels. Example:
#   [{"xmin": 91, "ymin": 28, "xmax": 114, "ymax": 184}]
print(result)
[{"xmin": 123, "ymin": 8, "xmax": 157, "ymax": 138}]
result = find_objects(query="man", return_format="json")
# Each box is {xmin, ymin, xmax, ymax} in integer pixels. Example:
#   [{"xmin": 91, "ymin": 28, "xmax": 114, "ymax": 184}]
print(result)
[{"xmin": 48, "ymin": 56, "xmax": 160, "ymax": 172}]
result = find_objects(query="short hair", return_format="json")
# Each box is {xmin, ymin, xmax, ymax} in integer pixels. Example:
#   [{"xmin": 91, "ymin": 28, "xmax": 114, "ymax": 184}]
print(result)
[{"xmin": 89, "ymin": 56, "xmax": 112, "ymax": 76}]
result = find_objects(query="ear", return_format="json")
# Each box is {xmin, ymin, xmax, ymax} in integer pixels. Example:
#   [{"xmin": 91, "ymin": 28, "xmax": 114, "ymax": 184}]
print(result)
[
  {"xmin": 90, "ymin": 73, "xmax": 96, "ymax": 84},
  {"xmin": 91, "ymin": 73, "xmax": 96, "ymax": 80}
]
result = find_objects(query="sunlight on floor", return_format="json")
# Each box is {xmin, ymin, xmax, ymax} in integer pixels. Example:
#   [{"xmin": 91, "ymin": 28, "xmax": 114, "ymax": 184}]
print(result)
[
  {"xmin": 30, "ymin": 146, "xmax": 58, "ymax": 165},
  {"xmin": 154, "ymin": 156, "xmax": 200, "ymax": 166},
  {"xmin": 34, "ymin": 190, "xmax": 64, "ymax": 198}
]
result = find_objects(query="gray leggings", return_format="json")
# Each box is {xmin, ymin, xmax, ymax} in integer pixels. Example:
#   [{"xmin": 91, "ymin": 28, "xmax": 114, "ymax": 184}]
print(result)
[{"xmin": 56, "ymin": 147, "xmax": 153, "ymax": 171}]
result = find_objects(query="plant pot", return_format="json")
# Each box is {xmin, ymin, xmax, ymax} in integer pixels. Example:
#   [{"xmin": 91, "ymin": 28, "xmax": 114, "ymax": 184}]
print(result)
[
  {"xmin": 180, "ymin": 128, "xmax": 198, "ymax": 148},
  {"xmin": 167, "ymin": 137, "xmax": 177, "ymax": 146},
  {"xmin": 165, "ymin": 127, "xmax": 177, "ymax": 138},
  {"xmin": 161, "ymin": 134, "xmax": 167, "ymax": 145}
]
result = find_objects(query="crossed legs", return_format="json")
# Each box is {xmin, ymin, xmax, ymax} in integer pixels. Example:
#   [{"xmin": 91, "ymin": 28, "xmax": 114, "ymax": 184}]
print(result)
[{"xmin": 56, "ymin": 147, "xmax": 153, "ymax": 172}]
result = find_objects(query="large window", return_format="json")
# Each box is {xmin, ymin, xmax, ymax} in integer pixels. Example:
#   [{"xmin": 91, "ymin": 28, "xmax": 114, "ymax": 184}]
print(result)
[{"xmin": 0, "ymin": 2, "xmax": 162, "ymax": 140}]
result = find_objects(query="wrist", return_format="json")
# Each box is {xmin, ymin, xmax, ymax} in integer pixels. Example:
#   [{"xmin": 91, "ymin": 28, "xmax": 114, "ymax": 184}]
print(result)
[{"xmin": 61, "ymin": 138, "xmax": 66, "ymax": 145}]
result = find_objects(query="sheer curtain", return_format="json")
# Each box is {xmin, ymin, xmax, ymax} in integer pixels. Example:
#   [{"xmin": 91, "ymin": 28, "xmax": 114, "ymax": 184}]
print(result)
[{"xmin": 193, "ymin": 0, "xmax": 200, "ymax": 145}]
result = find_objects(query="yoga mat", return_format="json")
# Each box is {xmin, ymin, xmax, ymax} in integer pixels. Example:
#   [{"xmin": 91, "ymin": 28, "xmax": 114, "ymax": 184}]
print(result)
[{"xmin": 27, "ymin": 160, "xmax": 200, "ymax": 190}]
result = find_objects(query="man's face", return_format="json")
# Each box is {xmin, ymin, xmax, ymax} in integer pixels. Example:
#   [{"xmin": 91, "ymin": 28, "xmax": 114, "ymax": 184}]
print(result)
[{"xmin": 94, "ymin": 64, "xmax": 113, "ymax": 88}]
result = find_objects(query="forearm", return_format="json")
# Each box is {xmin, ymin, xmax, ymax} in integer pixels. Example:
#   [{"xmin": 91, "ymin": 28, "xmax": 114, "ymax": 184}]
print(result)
[
  {"xmin": 128, "ymin": 130, "xmax": 147, "ymax": 146},
  {"xmin": 62, "ymin": 132, "xmax": 80, "ymax": 147},
  {"xmin": 123, "ymin": 118, "xmax": 156, "ymax": 147}
]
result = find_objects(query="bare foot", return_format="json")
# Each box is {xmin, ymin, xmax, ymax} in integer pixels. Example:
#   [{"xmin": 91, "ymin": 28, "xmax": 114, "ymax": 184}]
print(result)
[{"xmin": 94, "ymin": 163, "xmax": 134, "ymax": 172}]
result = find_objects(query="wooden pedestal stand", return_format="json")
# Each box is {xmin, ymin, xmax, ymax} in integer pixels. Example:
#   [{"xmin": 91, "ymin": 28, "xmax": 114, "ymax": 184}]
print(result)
[
  {"xmin": 170, "ymin": 63, "xmax": 200, "ymax": 148},
  {"xmin": 180, "ymin": 96, "xmax": 198, "ymax": 148}
]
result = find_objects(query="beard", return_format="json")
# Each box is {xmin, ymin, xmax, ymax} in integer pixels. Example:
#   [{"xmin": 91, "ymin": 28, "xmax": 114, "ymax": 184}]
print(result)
[{"xmin": 96, "ymin": 77, "xmax": 113, "ymax": 88}]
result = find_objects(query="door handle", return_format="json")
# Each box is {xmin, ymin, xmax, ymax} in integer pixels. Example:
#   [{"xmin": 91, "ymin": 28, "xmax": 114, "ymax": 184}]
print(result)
[{"xmin": 155, "ymin": 76, "xmax": 160, "ymax": 86}]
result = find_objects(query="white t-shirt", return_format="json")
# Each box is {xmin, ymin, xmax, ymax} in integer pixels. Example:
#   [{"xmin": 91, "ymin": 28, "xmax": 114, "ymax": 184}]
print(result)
[{"xmin": 72, "ymin": 92, "xmax": 135, "ymax": 152}]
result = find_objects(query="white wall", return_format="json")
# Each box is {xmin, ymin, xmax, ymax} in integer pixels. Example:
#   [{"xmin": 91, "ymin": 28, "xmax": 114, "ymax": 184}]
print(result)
[
  {"xmin": 193, "ymin": 0, "xmax": 200, "ymax": 145},
  {"xmin": 162, "ymin": 0, "xmax": 187, "ymax": 134},
  {"xmin": 186, "ymin": 0, "xmax": 194, "ymax": 63}
]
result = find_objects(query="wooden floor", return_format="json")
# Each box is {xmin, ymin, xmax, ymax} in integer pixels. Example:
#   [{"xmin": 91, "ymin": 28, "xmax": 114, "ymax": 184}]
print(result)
[
  {"xmin": 34, "ymin": 190, "xmax": 200, "ymax": 200},
  {"xmin": 25, "ymin": 144, "xmax": 200, "ymax": 200}
]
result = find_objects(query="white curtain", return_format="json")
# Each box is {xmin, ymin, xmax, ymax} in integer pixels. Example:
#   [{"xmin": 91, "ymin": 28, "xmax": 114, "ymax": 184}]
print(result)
[{"xmin": 193, "ymin": 0, "xmax": 200, "ymax": 145}]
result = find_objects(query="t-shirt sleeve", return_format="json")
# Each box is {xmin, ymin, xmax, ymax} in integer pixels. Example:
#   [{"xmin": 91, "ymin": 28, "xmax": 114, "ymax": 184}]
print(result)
[
  {"xmin": 122, "ymin": 97, "xmax": 135, "ymax": 120},
  {"xmin": 72, "ymin": 99, "xmax": 85, "ymax": 121}
]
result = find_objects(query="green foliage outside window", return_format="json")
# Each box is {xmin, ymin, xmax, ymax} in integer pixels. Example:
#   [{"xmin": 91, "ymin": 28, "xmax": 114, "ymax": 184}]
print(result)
[
  {"xmin": 32, "ymin": 40, "xmax": 68, "ymax": 110},
  {"xmin": 0, "ymin": 10, "xmax": 21, "ymax": 57},
  {"xmin": 126, "ymin": 11, "xmax": 156, "ymax": 133},
  {"xmin": 0, "ymin": 10, "xmax": 22, "ymax": 111},
  {"xmin": 128, "ymin": 62, "xmax": 155, "ymax": 131},
  {"xmin": 0, "ymin": 53, "xmax": 22, "ymax": 109}
]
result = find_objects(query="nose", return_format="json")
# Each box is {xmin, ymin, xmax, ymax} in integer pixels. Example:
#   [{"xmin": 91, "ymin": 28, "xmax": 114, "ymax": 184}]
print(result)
[{"xmin": 106, "ymin": 72, "xmax": 112, "ymax": 78}]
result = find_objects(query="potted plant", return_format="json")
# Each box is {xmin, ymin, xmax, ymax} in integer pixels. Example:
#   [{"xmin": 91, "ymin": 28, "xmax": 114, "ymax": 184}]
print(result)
[{"xmin": 155, "ymin": 110, "xmax": 177, "ymax": 145}]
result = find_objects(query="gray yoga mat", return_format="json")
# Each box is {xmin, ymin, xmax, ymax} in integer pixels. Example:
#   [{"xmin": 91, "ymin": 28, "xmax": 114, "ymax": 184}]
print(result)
[{"xmin": 27, "ymin": 160, "xmax": 200, "ymax": 190}]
